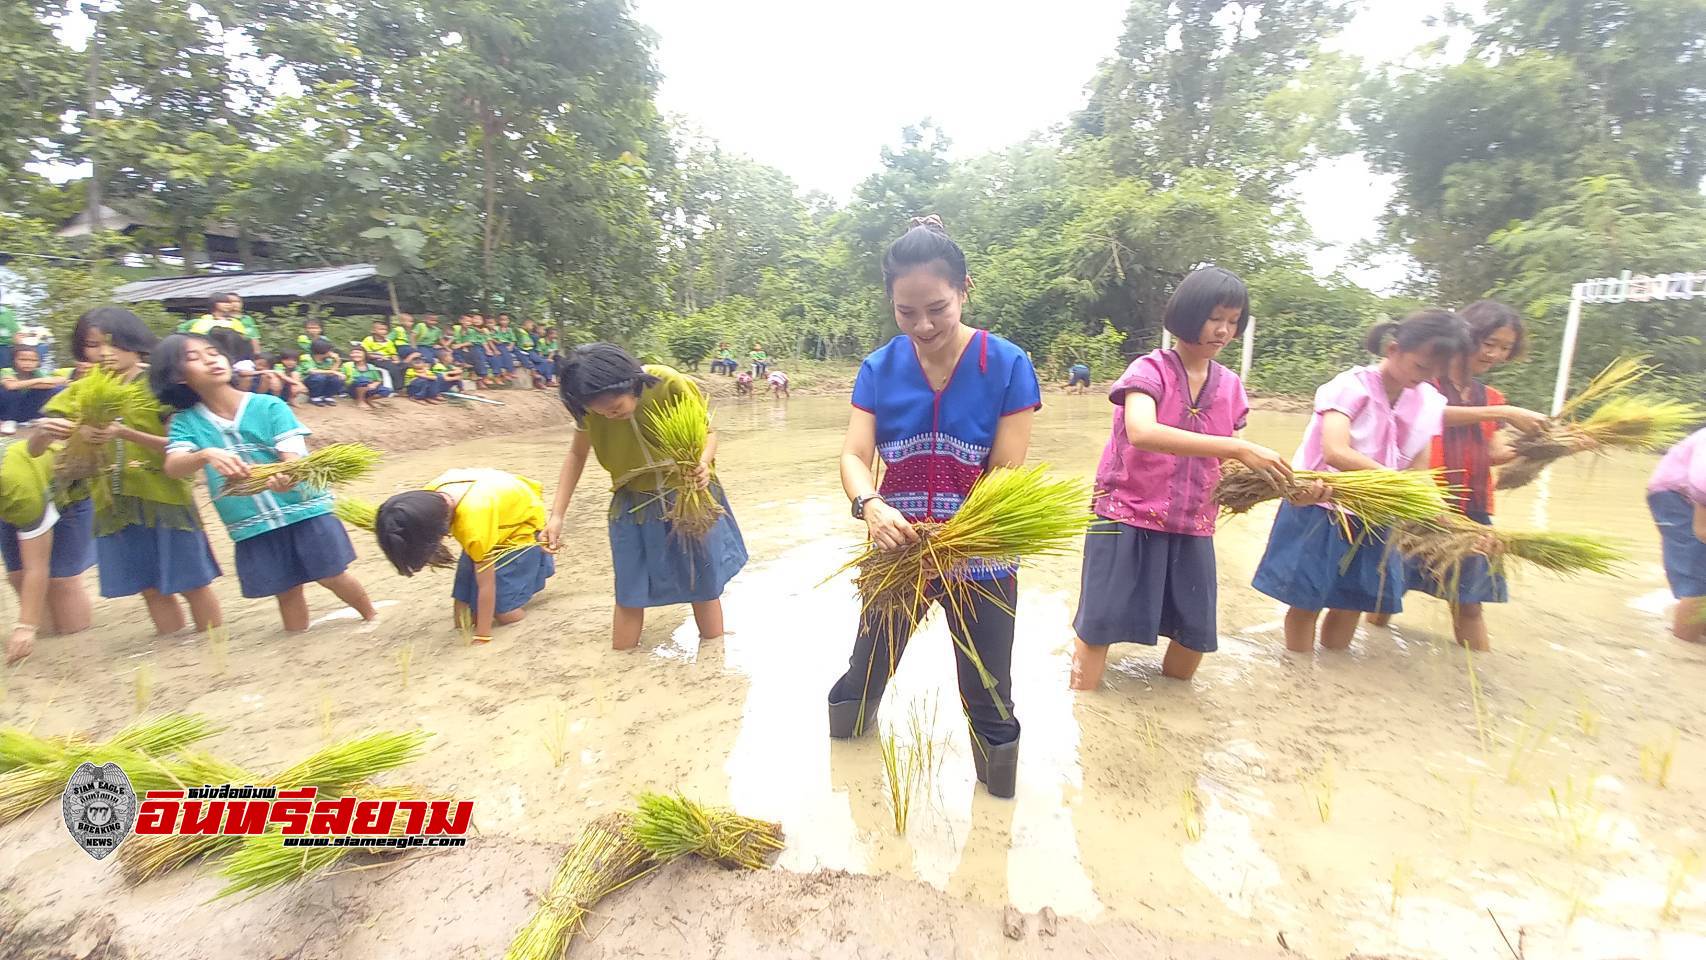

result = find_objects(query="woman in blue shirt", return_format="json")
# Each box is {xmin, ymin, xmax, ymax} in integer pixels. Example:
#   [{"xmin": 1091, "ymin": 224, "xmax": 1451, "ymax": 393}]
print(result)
[{"xmin": 829, "ymin": 216, "xmax": 1040, "ymax": 799}]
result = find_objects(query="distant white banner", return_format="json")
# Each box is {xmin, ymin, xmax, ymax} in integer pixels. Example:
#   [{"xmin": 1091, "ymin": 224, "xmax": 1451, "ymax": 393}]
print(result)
[{"xmin": 1576, "ymin": 270, "xmax": 1704, "ymax": 304}]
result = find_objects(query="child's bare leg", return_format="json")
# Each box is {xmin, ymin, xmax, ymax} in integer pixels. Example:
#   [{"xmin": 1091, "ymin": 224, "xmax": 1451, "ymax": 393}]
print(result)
[
  {"xmin": 47, "ymin": 577, "xmax": 91, "ymax": 634},
  {"xmin": 278, "ymin": 586, "xmax": 310, "ymax": 632},
  {"xmin": 183, "ymin": 586, "xmax": 223, "ymax": 633},
  {"xmin": 496, "ymin": 608, "xmax": 526, "ymax": 625},
  {"xmin": 1673, "ymin": 597, "xmax": 1706, "ymax": 643},
  {"xmin": 690, "ymin": 598, "xmax": 723, "ymax": 639},
  {"xmin": 1161, "ymin": 640, "xmax": 1204, "ymax": 680},
  {"xmin": 612, "ymin": 604, "xmax": 644, "ymax": 650},
  {"xmin": 140, "ymin": 588, "xmax": 187, "ymax": 636},
  {"xmin": 1283, "ymin": 607, "xmax": 1320, "ymax": 652},
  {"xmin": 7, "ymin": 569, "xmax": 52, "ymax": 634},
  {"xmin": 317, "ymin": 572, "xmax": 377, "ymax": 620},
  {"xmin": 1069, "ymin": 637, "xmax": 1108, "ymax": 690},
  {"xmin": 1319, "ymin": 609, "xmax": 1362, "ymax": 650},
  {"xmin": 1451, "ymin": 602, "xmax": 1489, "ymax": 652},
  {"xmin": 1366, "ymin": 612, "xmax": 1393, "ymax": 627}
]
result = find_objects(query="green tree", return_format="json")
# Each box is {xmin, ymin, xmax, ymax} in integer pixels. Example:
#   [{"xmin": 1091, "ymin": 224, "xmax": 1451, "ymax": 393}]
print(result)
[{"xmin": 652, "ymin": 310, "xmax": 721, "ymax": 370}]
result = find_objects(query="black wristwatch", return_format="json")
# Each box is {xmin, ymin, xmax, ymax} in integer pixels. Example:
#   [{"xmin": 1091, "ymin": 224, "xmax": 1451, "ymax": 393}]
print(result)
[{"xmin": 852, "ymin": 494, "xmax": 884, "ymax": 520}]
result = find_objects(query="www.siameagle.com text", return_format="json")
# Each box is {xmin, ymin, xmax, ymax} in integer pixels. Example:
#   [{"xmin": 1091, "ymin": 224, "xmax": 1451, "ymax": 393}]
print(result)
[{"xmin": 281, "ymin": 836, "xmax": 469, "ymax": 848}]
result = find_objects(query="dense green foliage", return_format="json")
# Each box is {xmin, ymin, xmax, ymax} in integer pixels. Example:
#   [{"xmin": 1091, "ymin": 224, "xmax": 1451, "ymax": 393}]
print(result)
[{"xmin": 2, "ymin": 0, "xmax": 1701, "ymax": 404}]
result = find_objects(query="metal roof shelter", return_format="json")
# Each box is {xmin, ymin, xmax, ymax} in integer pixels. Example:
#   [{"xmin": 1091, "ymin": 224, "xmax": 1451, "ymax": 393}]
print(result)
[{"xmin": 110, "ymin": 264, "xmax": 392, "ymax": 317}]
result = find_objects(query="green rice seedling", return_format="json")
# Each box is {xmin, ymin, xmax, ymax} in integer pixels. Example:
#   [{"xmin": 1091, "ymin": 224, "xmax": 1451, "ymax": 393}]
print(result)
[
  {"xmin": 879, "ymin": 726, "xmax": 922, "ymax": 835},
  {"xmin": 503, "ymin": 813, "xmax": 659, "ymax": 960},
  {"xmin": 834, "ymin": 466, "xmax": 1094, "ymax": 721},
  {"xmin": 216, "ymin": 443, "xmax": 380, "ymax": 499},
  {"xmin": 215, "ymin": 784, "xmax": 441, "ymax": 898},
  {"xmin": 0, "ymin": 744, "xmax": 237, "ymax": 825},
  {"xmin": 319, "ymin": 694, "xmax": 334, "ymax": 741},
  {"xmin": 205, "ymin": 622, "xmax": 230, "ymax": 674},
  {"xmin": 0, "ymin": 728, "xmax": 80, "ymax": 774},
  {"xmin": 133, "ymin": 663, "xmax": 154, "ymax": 716},
  {"xmin": 396, "ymin": 642, "xmax": 414, "ymax": 690},
  {"xmin": 1312, "ymin": 760, "xmax": 1336, "ymax": 824},
  {"xmin": 1662, "ymin": 850, "xmax": 1700, "ymax": 922},
  {"xmin": 543, "ymin": 706, "xmax": 571, "ymax": 767},
  {"xmin": 905, "ymin": 696, "xmax": 945, "ymax": 789},
  {"xmin": 1575, "ymin": 394, "xmax": 1702, "ymax": 452},
  {"xmin": 1575, "ymin": 697, "xmax": 1600, "ymax": 739},
  {"xmin": 1218, "ymin": 461, "xmax": 1457, "ymax": 530},
  {"xmin": 1548, "ymin": 777, "xmax": 1602, "ymax": 855},
  {"xmin": 1640, "ymin": 729, "xmax": 1678, "ymax": 788},
  {"xmin": 457, "ymin": 606, "xmax": 474, "ymax": 646},
  {"xmin": 332, "ymin": 496, "xmax": 378, "ymax": 530},
  {"xmin": 1136, "ymin": 709, "xmax": 1162, "ymax": 757},
  {"xmin": 1504, "ymin": 709, "xmax": 1556, "ymax": 785},
  {"xmin": 1390, "ymin": 859, "xmax": 1412, "ymax": 914},
  {"xmin": 1180, "ymin": 788, "xmax": 1203, "ymax": 841},
  {"xmin": 52, "ymin": 367, "xmax": 139, "ymax": 484},
  {"xmin": 639, "ymin": 392, "xmax": 723, "ymax": 539},
  {"xmin": 1390, "ymin": 516, "xmax": 1626, "ymax": 590},
  {"xmin": 1464, "ymin": 644, "xmax": 1491, "ymax": 752},
  {"xmin": 626, "ymin": 792, "xmax": 784, "ymax": 870}
]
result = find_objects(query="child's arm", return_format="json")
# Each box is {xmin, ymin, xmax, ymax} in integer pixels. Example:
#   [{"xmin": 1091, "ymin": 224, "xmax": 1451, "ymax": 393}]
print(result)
[
  {"xmin": 25, "ymin": 418, "xmax": 74, "ymax": 456},
  {"xmin": 163, "ymin": 447, "xmax": 251, "ymax": 482},
  {"xmin": 83, "ymin": 422, "xmax": 170, "ymax": 453},
  {"xmin": 988, "ymin": 408, "xmax": 1034, "ymax": 470},
  {"xmin": 29, "ymin": 375, "xmax": 67, "ymax": 389},
  {"xmin": 1319, "ymin": 410, "xmax": 1388, "ymax": 472},
  {"xmin": 690, "ymin": 425, "xmax": 719, "ymax": 489},
  {"xmin": 1123, "ymin": 393, "xmax": 1291, "ymax": 482},
  {"xmin": 1489, "ymin": 428, "xmax": 1517, "ymax": 466},
  {"xmin": 544, "ymin": 429, "xmax": 593, "ymax": 550},
  {"xmin": 1443, "ymin": 404, "xmax": 1547, "ymax": 432},
  {"xmin": 473, "ymin": 563, "xmax": 499, "ymax": 640},
  {"xmin": 7, "ymin": 526, "xmax": 51, "ymax": 664}
]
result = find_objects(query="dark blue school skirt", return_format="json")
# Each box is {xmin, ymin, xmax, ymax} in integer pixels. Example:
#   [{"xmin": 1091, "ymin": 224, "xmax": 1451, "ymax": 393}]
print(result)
[
  {"xmin": 96, "ymin": 523, "xmax": 222, "ymax": 598},
  {"xmin": 0, "ymin": 497, "xmax": 95, "ymax": 579},
  {"xmin": 1072, "ymin": 517, "xmax": 1218, "ymax": 652},
  {"xmin": 609, "ymin": 483, "xmax": 747, "ymax": 608},
  {"xmin": 1401, "ymin": 510, "xmax": 1508, "ymax": 605},
  {"xmin": 232, "ymin": 513, "xmax": 357, "ymax": 599},
  {"xmin": 1650, "ymin": 490, "xmax": 1706, "ymax": 598},
  {"xmin": 1252, "ymin": 501, "xmax": 1404, "ymax": 614},
  {"xmin": 452, "ymin": 545, "xmax": 555, "ymax": 615}
]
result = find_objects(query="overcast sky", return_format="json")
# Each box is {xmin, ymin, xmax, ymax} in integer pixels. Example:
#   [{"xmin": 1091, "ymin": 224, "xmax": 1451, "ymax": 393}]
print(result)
[{"xmin": 632, "ymin": 0, "xmax": 1468, "ymax": 291}]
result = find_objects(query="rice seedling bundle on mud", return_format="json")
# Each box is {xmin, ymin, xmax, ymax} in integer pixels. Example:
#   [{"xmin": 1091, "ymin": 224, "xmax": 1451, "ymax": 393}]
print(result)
[
  {"xmin": 52, "ymin": 367, "xmax": 144, "ymax": 484},
  {"xmin": 504, "ymin": 813, "xmax": 658, "ymax": 960},
  {"xmin": 640, "ymin": 391, "xmax": 724, "ymax": 539},
  {"xmin": 119, "ymin": 729, "xmax": 433, "ymax": 882},
  {"xmin": 216, "ymin": 443, "xmax": 381, "ymax": 499},
  {"xmin": 335, "ymin": 496, "xmax": 456, "ymax": 569},
  {"xmin": 1217, "ymin": 461, "xmax": 1457, "ymax": 530},
  {"xmin": 1499, "ymin": 357, "xmax": 1705, "ymax": 490},
  {"xmin": 214, "ymin": 784, "xmax": 439, "ymax": 898},
  {"xmin": 0, "ymin": 714, "xmax": 218, "ymax": 821},
  {"xmin": 627, "ymin": 791, "xmax": 784, "ymax": 870},
  {"xmin": 1388, "ymin": 515, "xmax": 1626, "ymax": 591}
]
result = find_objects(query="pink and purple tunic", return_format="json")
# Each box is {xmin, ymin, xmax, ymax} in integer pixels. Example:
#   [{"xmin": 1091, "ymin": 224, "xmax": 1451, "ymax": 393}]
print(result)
[{"xmin": 1091, "ymin": 349, "xmax": 1249, "ymax": 536}]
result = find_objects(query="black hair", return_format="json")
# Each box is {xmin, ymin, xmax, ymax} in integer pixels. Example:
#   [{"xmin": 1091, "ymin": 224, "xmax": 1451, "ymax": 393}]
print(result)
[
  {"xmin": 210, "ymin": 292, "xmax": 241, "ymax": 308},
  {"xmin": 274, "ymin": 350, "xmax": 298, "ymax": 364},
  {"xmin": 1460, "ymin": 300, "xmax": 1526, "ymax": 361},
  {"xmin": 70, "ymin": 311, "xmax": 102, "ymax": 363},
  {"xmin": 305, "ymin": 317, "xmax": 323, "ymax": 328},
  {"xmin": 375, "ymin": 491, "xmax": 454, "ymax": 577},
  {"xmin": 555, "ymin": 342, "xmax": 660, "ymax": 425},
  {"xmin": 11, "ymin": 342, "xmax": 39, "ymax": 358},
  {"xmin": 82, "ymin": 306, "xmax": 159, "ymax": 356},
  {"xmin": 310, "ymin": 337, "xmax": 336, "ymax": 357},
  {"xmin": 408, "ymin": 352, "xmax": 430, "ymax": 364},
  {"xmin": 882, "ymin": 215, "xmax": 969, "ymax": 296},
  {"xmin": 1162, "ymin": 267, "xmax": 1250, "ymax": 343},
  {"xmin": 372, "ymin": 317, "xmax": 390, "ymax": 327},
  {"xmin": 205, "ymin": 325, "xmax": 253, "ymax": 364},
  {"xmin": 149, "ymin": 333, "xmax": 225, "ymax": 410},
  {"xmin": 1363, "ymin": 308, "xmax": 1471, "ymax": 361}
]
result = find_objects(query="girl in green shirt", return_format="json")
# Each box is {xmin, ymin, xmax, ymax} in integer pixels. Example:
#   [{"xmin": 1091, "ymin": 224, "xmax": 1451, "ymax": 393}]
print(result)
[
  {"xmin": 545, "ymin": 343, "xmax": 747, "ymax": 651},
  {"xmin": 343, "ymin": 347, "xmax": 394, "ymax": 409},
  {"xmin": 31, "ymin": 309, "xmax": 223, "ymax": 638}
]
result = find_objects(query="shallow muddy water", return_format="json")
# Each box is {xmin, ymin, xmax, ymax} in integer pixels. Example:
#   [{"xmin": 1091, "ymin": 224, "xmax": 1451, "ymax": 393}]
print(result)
[{"xmin": 2, "ymin": 392, "xmax": 1703, "ymax": 959}]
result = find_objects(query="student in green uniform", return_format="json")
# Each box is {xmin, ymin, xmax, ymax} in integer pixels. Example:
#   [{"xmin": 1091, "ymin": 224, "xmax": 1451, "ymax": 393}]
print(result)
[
  {"xmin": 0, "ymin": 303, "xmax": 19, "ymax": 371},
  {"xmin": 1, "ymin": 344, "xmax": 70, "ymax": 434},
  {"xmin": 0, "ymin": 441, "xmax": 95, "ymax": 664},
  {"xmin": 343, "ymin": 346, "xmax": 393, "ymax": 408},
  {"xmin": 492, "ymin": 314, "xmax": 520, "ymax": 382},
  {"xmin": 297, "ymin": 318, "xmax": 325, "ymax": 357},
  {"xmin": 433, "ymin": 347, "xmax": 467, "ymax": 393},
  {"xmin": 303, "ymin": 338, "xmax": 345, "ymax": 407},
  {"xmin": 404, "ymin": 352, "xmax": 448, "ymax": 403},
  {"xmin": 749, "ymin": 342, "xmax": 769, "ymax": 378},
  {"xmin": 454, "ymin": 314, "xmax": 492, "ymax": 385},
  {"xmin": 390, "ymin": 314, "xmax": 420, "ymax": 361}
]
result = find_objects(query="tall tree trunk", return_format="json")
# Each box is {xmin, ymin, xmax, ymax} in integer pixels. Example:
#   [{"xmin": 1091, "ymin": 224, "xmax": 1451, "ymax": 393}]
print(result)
[
  {"xmin": 387, "ymin": 280, "xmax": 401, "ymax": 317},
  {"xmin": 237, "ymin": 225, "xmax": 255, "ymax": 269},
  {"xmin": 84, "ymin": 11, "xmax": 102, "ymax": 251},
  {"xmin": 479, "ymin": 104, "xmax": 499, "ymax": 304},
  {"xmin": 176, "ymin": 223, "xmax": 199, "ymax": 274}
]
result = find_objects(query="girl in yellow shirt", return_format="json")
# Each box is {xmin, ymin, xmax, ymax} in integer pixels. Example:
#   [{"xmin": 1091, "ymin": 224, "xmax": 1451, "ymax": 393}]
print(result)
[{"xmin": 374, "ymin": 468, "xmax": 555, "ymax": 643}]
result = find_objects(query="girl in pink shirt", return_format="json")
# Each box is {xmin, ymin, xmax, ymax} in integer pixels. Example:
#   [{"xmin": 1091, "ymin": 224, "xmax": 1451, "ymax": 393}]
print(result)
[
  {"xmin": 1251, "ymin": 309, "xmax": 1468, "ymax": 653},
  {"xmin": 1070, "ymin": 267, "xmax": 1312, "ymax": 689},
  {"xmin": 1646, "ymin": 427, "xmax": 1706, "ymax": 642}
]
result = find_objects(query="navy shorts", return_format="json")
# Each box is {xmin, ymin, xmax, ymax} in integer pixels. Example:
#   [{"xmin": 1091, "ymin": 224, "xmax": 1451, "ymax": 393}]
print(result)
[
  {"xmin": 232, "ymin": 513, "xmax": 357, "ymax": 599},
  {"xmin": 1073, "ymin": 518, "xmax": 1218, "ymax": 652},
  {"xmin": 0, "ymin": 498, "xmax": 96, "ymax": 579},
  {"xmin": 1650, "ymin": 490, "xmax": 1706, "ymax": 598}
]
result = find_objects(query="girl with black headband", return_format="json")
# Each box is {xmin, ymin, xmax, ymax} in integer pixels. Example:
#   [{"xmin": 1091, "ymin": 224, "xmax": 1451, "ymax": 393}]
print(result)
[{"xmin": 545, "ymin": 343, "xmax": 747, "ymax": 650}]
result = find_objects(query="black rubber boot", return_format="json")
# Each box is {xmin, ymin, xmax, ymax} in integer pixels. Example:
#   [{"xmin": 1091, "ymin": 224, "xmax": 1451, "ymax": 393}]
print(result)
[
  {"xmin": 828, "ymin": 698, "xmax": 879, "ymax": 739},
  {"xmin": 970, "ymin": 730, "xmax": 1019, "ymax": 799}
]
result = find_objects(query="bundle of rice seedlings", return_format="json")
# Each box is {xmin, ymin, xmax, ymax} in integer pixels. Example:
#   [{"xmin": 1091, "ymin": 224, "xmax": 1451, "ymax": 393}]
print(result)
[
  {"xmin": 213, "ymin": 785, "xmax": 430, "ymax": 898},
  {"xmin": 1388, "ymin": 514, "xmax": 1626, "ymax": 594},
  {"xmin": 52, "ymin": 367, "xmax": 137, "ymax": 484},
  {"xmin": 834, "ymin": 466, "xmax": 1093, "ymax": 715},
  {"xmin": 1217, "ymin": 461, "xmax": 1456, "ymax": 528},
  {"xmin": 0, "ymin": 713, "xmax": 213, "ymax": 778},
  {"xmin": 0, "ymin": 748, "xmax": 243, "ymax": 825},
  {"xmin": 626, "ymin": 792, "xmax": 784, "ymax": 870},
  {"xmin": 216, "ymin": 443, "xmax": 381, "ymax": 499},
  {"xmin": 332, "ymin": 496, "xmax": 377, "ymax": 530},
  {"xmin": 1498, "ymin": 357, "xmax": 1703, "ymax": 490},
  {"xmin": 120, "ymin": 730, "xmax": 433, "ymax": 882},
  {"xmin": 503, "ymin": 813, "xmax": 659, "ymax": 960},
  {"xmin": 640, "ymin": 392, "xmax": 724, "ymax": 539}
]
